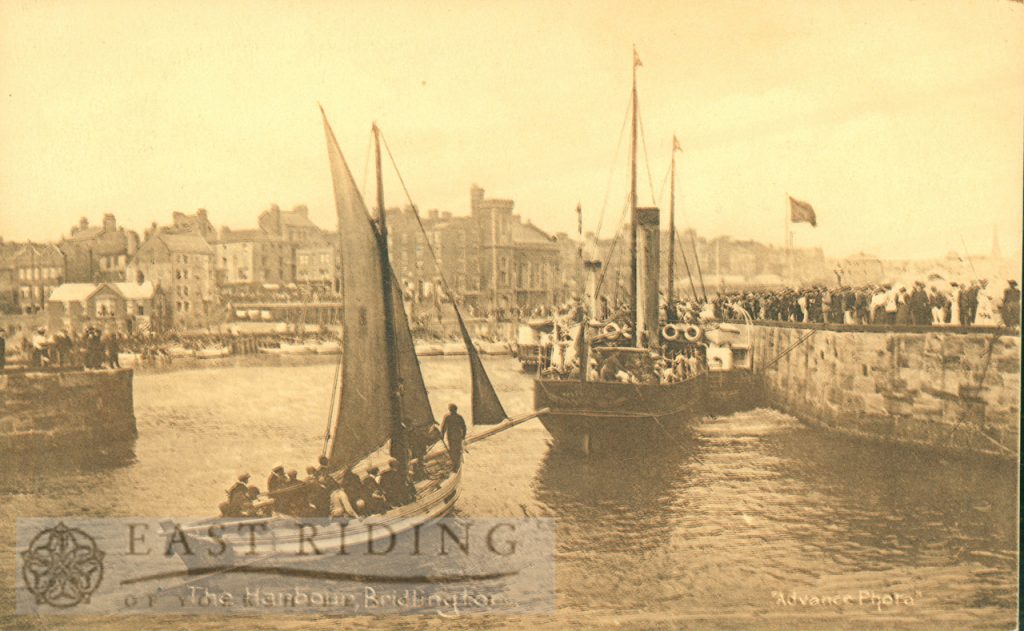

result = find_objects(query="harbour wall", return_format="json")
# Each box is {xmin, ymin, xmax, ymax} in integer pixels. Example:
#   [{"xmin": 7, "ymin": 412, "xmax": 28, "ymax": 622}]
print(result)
[
  {"xmin": 750, "ymin": 323, "xmax": 1020, "ymax": 459},
  {"xmin": 0, "ymin": 368, "xmax": 136, "ymax": 452}
]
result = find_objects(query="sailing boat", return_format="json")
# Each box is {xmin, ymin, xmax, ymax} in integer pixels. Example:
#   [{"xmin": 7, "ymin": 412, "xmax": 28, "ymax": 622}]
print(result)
[
  {"xmin": 156, "ymin": 111, "xmax": 543, "ymax": 585},
  {"xmin": 533, "ymin": 53, "xmax": 759, "ymax": 455}
]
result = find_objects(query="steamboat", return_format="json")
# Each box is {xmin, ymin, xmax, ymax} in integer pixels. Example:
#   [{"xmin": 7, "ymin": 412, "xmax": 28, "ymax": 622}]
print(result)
[{"xmin": 534, "ymin": 52, "xmax": 760, "ymax": 455}]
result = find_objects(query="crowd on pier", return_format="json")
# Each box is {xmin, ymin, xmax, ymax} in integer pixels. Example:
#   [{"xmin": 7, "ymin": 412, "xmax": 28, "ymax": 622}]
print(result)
[
  {"xmin": 530, "ymin": 276, "xmax": 1020, "ymax": 384},
  {"xmin": 699, "ymin": 278, "xmax": 1020, "ymax": 328}
]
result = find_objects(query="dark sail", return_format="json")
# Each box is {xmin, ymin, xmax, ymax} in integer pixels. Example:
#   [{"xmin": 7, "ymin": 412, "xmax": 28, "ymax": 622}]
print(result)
[
  {"xmin": 389, "ymin": 268, "xmax": 435, "ymax": 432},
  {"xmin": 455, "ymin": 311, "xmax": 507, "ymax": 425},
  {"xmin": 320, "ymin": 111, "xmax": 434, "ymax": 470}
]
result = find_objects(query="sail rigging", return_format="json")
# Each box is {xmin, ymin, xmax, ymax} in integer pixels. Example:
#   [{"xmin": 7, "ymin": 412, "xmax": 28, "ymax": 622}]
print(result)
[
  {"xmin": 320, "ymin": 110, "xmax": 434, "ymax": 470},
  {"xmin": 388, "ymin": 268, "xmax": 436, "ymax": 432},
  {"xmin": 375, "ymin": 130, "xmax": 508, "ymax": 426}
]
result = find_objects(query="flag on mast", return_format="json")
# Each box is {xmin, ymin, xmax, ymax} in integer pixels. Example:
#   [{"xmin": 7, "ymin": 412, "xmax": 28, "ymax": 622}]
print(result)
[
  {"xmin": 633, "ymin": 47, "xmax": 642, "ymax": 68},
  {"xmin": 672, "ymin": 135, "xmax": 681, "ymax": 152},
  {"xmin": 576, "ymin": 202, "xmax": 583, "ymax": 236},
  {"xmin": 788, "ymin": 196, "xmax": 817, "ymax": 227}
]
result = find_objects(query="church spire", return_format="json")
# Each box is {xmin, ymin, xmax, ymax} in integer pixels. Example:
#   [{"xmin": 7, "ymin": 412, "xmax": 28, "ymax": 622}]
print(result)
[{"xmin": 991, "ymin": 223, "xmax": 1002, "ymax": 259}]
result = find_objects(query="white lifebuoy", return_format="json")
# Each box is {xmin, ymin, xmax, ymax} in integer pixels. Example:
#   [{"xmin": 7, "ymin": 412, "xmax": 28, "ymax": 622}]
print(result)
[
  {"xmin": 662, "ymin": 323, "xmax": 681, "ymax": 341},
  {"xmin": 602, "ymin": 322, "xmax": 621, "ymax": 340},
  {"xmin": 683, "ymin": 324, "xmax": 703, "ymax": 342}
]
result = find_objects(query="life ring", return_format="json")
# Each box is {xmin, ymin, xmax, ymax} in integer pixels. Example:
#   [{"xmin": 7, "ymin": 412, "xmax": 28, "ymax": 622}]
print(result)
[
  {"xmin": 661, "ymin": 323, "xmax": 681, "ymax": 341},
  {"xmin": 683, "ymin": 324, "xmax": 703, "ymax": 342},
  {"xmin": 602, "ymin": 322, "xmax": 621, "ymax": 340}
]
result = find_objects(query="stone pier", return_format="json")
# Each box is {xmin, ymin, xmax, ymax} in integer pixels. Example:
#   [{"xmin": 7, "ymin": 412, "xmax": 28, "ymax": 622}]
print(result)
[
  {"xmin": 0, "ymin": 368, "xmax": 137, "ymax": 452},
  {"xmin": 750, "ymin": 323, "xmax": 1019, "ymax": 459}
]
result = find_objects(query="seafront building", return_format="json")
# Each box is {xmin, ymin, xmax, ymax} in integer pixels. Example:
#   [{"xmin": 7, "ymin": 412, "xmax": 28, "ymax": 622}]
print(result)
[
  {"xmin": 1, "ymin": 188, "xmax": 1017, "ymax": 335},
  {"xmin": 126, "ymin": 231, "xmax": 217, "ymax": 328},
  {"xmin": 60, "ymin": 214, "xmax": 140, "ymax": 283},
  {"xmin": 46, "ymin": 280, "xmax": 165, "ymax": 334}
]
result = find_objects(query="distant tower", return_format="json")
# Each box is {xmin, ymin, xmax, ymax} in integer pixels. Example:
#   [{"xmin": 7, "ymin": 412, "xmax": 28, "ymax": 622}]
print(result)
[{"xmin": 991, "ymin": 223, "xmax": 1002, "ymax": 260}]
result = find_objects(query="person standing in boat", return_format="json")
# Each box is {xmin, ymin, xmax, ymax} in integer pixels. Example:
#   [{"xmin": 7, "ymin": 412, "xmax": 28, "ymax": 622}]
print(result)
[{"xmin": 440, "ymin": 403, "xmax": 467, "ymax": 470}]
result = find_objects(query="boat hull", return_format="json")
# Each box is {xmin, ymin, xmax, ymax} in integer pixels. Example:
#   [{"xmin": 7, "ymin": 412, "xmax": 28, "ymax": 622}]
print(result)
[
  {"xmin": 158, "ymin": 470, "xmax": 461, "ymax": 593},
  {"xmin": 533, "ymin": 371, "xmax": 762, "ymax": 455}
]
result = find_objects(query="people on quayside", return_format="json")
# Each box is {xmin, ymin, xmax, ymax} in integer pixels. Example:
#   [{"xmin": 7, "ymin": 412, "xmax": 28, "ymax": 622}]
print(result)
[{"xmin": 706, "ymin": 278, "xmax": 1019, "ymax": 328}]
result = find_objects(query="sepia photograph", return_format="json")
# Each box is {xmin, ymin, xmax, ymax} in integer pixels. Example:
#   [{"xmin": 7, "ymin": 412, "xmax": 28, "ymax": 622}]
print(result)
[{"xmin": 1, "ymin": 1, "xmax": 1021, "ymax": 629}]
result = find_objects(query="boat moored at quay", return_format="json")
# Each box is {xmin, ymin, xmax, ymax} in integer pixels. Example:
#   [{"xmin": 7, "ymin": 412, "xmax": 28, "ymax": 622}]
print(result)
[{"xmin": 533, "ymin": 51, "xmax": 761, "ymax": 455}]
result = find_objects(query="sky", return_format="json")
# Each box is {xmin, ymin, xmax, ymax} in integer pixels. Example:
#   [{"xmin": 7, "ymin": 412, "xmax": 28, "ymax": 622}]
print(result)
[{"xmin": 0, "ymin": 0, "xmax": 1022, "ymax": 261}]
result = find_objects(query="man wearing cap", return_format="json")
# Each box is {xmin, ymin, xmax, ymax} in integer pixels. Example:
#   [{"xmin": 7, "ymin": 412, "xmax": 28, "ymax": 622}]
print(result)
[
  {"xmin": 267, "ymin": 465, "xmax": 288, "ymax": 493},
  {"xmin": 440, "ymin": 403, "xmax": 467, "ymax": 471},
  {"xmin": 1002, "ymin": 280, "xmax": 1020, "ymax": 327},
  {"xmin": 220, "ymin": 473, "xmax": 251, "ymax": 517},
  {"xmin": 909, "ymin": 282, "xmax": 931, "ymax": 325}
]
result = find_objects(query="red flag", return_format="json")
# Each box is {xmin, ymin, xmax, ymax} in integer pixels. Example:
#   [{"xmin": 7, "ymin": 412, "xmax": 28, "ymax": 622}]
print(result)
[
  {"xmin": 789, "ymin": 196, "xmax": 817, "ymax": 227},
  {"xmin": 633, "ymin": 48, "xmax": 642, "ymax": 68},
  {"xmin": 672, "ymin": 135, "xmax": 681, "ymax": 152}
]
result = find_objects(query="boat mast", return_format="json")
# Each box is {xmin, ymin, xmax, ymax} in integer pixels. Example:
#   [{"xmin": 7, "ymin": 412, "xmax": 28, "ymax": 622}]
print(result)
[
  {"xmin": 629, "ymin": 47, "xmax": 640, "ymax": 347},
  {"xmin": 667, "ymin": 136, "xmax": 677, "ymax": 308},
  {"xmin": 372, "ymin": 123, "xmax": 406, "ymax": 464}
]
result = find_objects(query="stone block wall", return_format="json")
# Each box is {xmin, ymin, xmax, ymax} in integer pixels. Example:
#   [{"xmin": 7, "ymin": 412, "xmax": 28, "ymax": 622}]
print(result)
[
  {"xmin": 0, "ymin": 369, "xmax": 136, "ymax": 452},
  {"xmin": 751, "ymin": 324, "xmax": 1019, "ymax": 459}
]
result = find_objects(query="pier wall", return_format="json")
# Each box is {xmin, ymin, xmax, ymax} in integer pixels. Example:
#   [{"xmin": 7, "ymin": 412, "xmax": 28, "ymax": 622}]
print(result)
[
  {"xmin": 750, "ymin": 323, "xmax": 1020, "ymax": 459},
  {"xmin": 0, "ymin": 369, "xmax": 136, "ymax": 452}
]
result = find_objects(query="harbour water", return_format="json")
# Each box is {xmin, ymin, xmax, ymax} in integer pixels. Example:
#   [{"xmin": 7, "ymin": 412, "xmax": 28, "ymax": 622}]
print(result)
[{"xmin": 1, "ymin": 355, "xmax": 1017, "ymax": 629}]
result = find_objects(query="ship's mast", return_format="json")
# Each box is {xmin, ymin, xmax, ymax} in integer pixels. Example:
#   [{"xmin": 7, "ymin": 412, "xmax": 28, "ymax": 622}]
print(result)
[
  {"xmin": 667, "ymin": 136, "xmax": 677, "ymax": 307},
  {"xmin": 629, "ymin": 48, "xmax": 640, "ymax": 347},
  {"xmin": 373, "ymin": 123, "xmax": 406, "ymax": 464}
]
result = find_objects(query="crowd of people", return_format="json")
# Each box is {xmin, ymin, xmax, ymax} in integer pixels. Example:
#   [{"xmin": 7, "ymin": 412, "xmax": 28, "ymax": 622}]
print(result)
[
  {"xmin": 220, "ymin": 455, "xmax": 418, "ymax": 519},
  {"xmin": 0, "ymin": 326, "xmax": 345, "ymax": 371},
  {"xmin": 220, "ymin": 403, "xmax": 468, "ymax": 519},
  {"xmin": 4, "ymin": 325, "xmax": 123, "ymax": 370},
  {"xmin": 674, "ymin": 278, "xmax": 1020, "ymax": 328}
]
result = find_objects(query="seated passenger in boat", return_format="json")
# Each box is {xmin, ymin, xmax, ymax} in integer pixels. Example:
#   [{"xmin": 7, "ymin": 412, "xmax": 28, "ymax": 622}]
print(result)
[
  {"xmin": 340, "ymin": 468, "xmax": 370, "ymax": 517},
  {"xmin": 219, "ymin": 472, "xmax": 251, "ymax": 517},
  {"xmin": 242, "ymin": 486, "xmax": 271, "ymax": 517},
  {"xmin": 329, "ymin": 486, "xmax": 356, "ymax": 519},
  {"xmin": 267, "ymin": 464, "xmax": 288, "ymax": 493},
  {"xmin": 301, "ymin": 465, "xmax": 332, "ymax": 516},
  {"xmin": 361, "ymin": 469, "xmax": 388, "ymax": 514},
  {"xmin": 379, "ymin": 458, "xmax": 415, "ymax": 507},
  {"xmin": 407, "ymin": 425, "xmax": 438, "ymax": 477},
  {"xmin": 314, "ymin": 455, "xmax": 331, "ymax": 479}
]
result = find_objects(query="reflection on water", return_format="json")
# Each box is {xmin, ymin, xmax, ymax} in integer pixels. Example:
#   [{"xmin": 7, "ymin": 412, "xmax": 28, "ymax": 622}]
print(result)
[{"xmin": 0, "ymin": 355, "xmax": 1017, "ymax": 629}]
